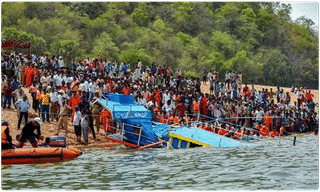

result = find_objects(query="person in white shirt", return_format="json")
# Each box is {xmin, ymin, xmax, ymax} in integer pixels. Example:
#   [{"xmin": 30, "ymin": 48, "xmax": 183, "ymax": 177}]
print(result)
[
  {"xmin": 40, "ymin": 72, "xmax": 49, "ymax": 88},
  {"xmin": 58, "ymin": 90, "xmax": 70, "ymax": 106},
  {"xmin": 214, "ymin": 104, "xmax": 225, "ymax": 119},
  {"xmin": 50, "ymin": 88, "xmax": 60, "ymax": 122},
  {"xmin": 73, "ymin": 106, "xmax": 82, "ymax": 143},
  {"xmin": 54, "ymin": 73, "xmax": 62, "ymax": 87},
  {"xmin": 255, "ymin": 107, "xmax": 264, "ymax": 124},
  {"xmin": 15, "ymin": 95, "xmax": 31, "ymax": 129},
  {"xmin": 162, "ymin": 100, "xmax": 175, "ymax": 116},
  {"xmin": 137, "ymin": 59, "xmax": 142, "ymax": 73},
  {"xmin": 79, "ymin": 80, "xmax": 89, "ymax": 93},
  {"xmin": 58, "ymin": 56, "xmax": 65, "ymax": 68},
  {"xmin": 138, "ymin": 95, "xmax": 147, "ymax": 107},
  {"xmin": 207, "ymin": 71, "xmax": 212, "ymax": 85},
  {"xmin": 88, "ymin": 81, "xmax": 98, "ymax": 102},
  {"xmin": 162, "ymin": 91, "xmax": 171, "ymax": 105}
]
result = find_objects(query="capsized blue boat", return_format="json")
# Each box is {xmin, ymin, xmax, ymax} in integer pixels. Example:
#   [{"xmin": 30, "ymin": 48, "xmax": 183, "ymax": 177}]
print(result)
[
  {"xmin": 97, "ymin": 94, "xmax": 169, "ymax": 146},
  {"xmin": 168, "ymin": 126, "xmax": 253, "ymax": 148}
]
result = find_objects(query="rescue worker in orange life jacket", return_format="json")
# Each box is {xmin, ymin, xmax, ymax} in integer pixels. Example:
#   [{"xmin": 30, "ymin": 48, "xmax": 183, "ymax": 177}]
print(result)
[{"xmin": 2, "ymin": 121, "xmax": 14, "ymax": 150}]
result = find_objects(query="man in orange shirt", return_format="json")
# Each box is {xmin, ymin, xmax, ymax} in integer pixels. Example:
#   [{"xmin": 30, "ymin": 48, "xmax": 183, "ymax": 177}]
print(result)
[
  {"xmin": 107, "ymin": 79, "xmax": 114, "ymax": 93},
  {"xmin": 100, "ymin": 108, "xmax": 113, "ymax": 133},
  {"xmin": 69, "ymin": 91, "xmax": 82, "ymax": 123},
  {"xmin": 218, "ymin": 126, "xmax": 227, "ymax": 136},
  {"xmin": 270, "ymin": 128, "xmax": 279, "ymax": 137},
  {"xmin": 193, "ymin": 97, "xmax": 200, "ymax": 117},
  {"xmin": 255, "ymin": 122, "xmax": 263, "ymax": 131},
  {"xmin": 263, "ymin": 111, "xmax": 272, "ymax": 130},
  {"xmin": 122, "ymin": 85, "xmax": 130, "ymax": 95},
  {"xmin": 25, "ymin": 63, "xmax": 33, "ymax": 87},
  {"xmin": 154, "ymin": 86, "xmax": 161, "ymax": 109},
  {"xmin": 159, "ymin": 112, "xmax": 168, "ymax": 124},
  {"xmin": 306, "ymin": 90, "xmax": 314, "ymax": 103},
  {"xmin": 201, "ymin": 94, "xmax": 208, "ymax": 116},
  {"xmin": 260, "ymin": 126, "xmax": 270, "ymax": 137}
]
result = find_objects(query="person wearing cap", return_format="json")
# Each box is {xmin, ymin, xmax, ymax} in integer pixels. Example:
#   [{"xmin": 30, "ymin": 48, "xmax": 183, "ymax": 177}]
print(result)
[
  {"xmin": 90, "ymin": 97, "xmax": 101, "ymax": 134},
  {"xmin": 56, "ymin": 99, "xmax": 72, "ymax": 137},
  {"xmin": 2, "ymin": 121, "xmax": 14, "ymax": 149},
  {"xmin": 15, "ymin": 94, "xmax": 31, "ymax": 130},
  {"xmin": 16, "ymin": 117, "xmax": 43, "ymax": 148}
]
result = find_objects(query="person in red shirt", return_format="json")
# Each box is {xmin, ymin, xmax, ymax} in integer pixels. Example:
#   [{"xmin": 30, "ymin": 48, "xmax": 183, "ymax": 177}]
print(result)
[
  {"xmin": 255, "ymin": 122, "xmax": 263, "ymax": 131},
  {"xmin": 263, "ymin": 112, "xmax": 272, "ymax": 130},
  {"xmin": 2, "ymin": 79, "xmax": 14, "ymax": 109},
  {"xmin": 154, "ymin": 86, "xmax": 161, "ymax": 109},
  {"xmin": 122, "ymin": 85, "xmax": 130, "ymax": 95},
  {"xmin": 306, "ymin": 90, "xmax": 314, "ymax": 102},
  {"xmin": 108, "ymin": 79, "xmax": 114, "ymax": 93},
  {"xmin": 243, "ymin": 83, "xmax": 249, "ymax": 93},
  {"xmin": 175, "ymin": 100, "xmax": 187, "ymax": 118},
  {"xmin": 201, "ymin": 94, "xmax": 208, "ymax": 116},
  {"xmin": 233, "ymin": 128, "xmax": 243, "ymax": 139},
  {"xmin": 25, "ymin": 63, "xmax": 33, "ymax": 87},
  {"xmin": 193, "ymin": 97, "xmax": 200, "ymax": 116},
  {"xmin": 100, "ymin": 108, "xmax": 113, "ymax": 132},
  {"xmin": 159, "ymin": 112, "xmax": 168, "ymax": 124},
  {"xmin": 218, "ymin": 124, "xmax": 228, "ymax": 136},
  {"xmin": 260, "ymin": 126, "xmax": 270, "ymax": 137},
  {"xmin": 270, "ymin": 128, "xmax": 279, "ymax": 137},
  {"xmin": 60, "ymin": 81, "xmax": 67, "ymax": 91}
]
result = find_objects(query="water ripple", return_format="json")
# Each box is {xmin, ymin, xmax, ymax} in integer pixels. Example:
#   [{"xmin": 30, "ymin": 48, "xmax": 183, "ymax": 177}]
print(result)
[{"xmin": 2, "ymin": 134, "xmax": 318, "ymax": 190}]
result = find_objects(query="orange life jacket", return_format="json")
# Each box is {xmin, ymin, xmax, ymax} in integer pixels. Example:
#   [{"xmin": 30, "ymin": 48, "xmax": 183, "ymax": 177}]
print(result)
[
  {"xmin": 2, "ymin": 126, "xmax": 9, "ymax": 144},
  {"xmin": 193, "ymin": 101, "xmax": 200, "ymax": 111}
]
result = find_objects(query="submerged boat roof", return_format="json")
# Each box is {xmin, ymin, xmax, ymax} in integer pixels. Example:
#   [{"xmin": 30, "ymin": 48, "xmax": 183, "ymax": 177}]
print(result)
[{"xmin": 169, "ymin": 126, "xmax": 253, "ymax": 147}]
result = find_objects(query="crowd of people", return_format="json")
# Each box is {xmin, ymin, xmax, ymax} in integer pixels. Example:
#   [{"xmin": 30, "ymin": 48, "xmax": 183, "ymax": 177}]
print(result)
[{"xmin": 1, "ymin": 51, "xmax": 318, "ymax": 146}]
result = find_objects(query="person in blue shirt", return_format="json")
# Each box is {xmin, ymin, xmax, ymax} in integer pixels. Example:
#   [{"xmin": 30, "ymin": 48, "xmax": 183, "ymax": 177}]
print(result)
[
  {"xmin": 11, "ymin": 77, "xmax": 20, "ymax": 105},
  {"xmin": 232, "ymin": 88, "xmax": 238, "ymax": 100}
]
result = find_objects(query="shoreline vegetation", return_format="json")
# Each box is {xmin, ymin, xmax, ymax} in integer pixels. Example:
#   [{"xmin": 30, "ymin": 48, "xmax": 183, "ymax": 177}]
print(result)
[{"xmin": 2, "ymin": 2, "xmax": 318, "ymax": 89}]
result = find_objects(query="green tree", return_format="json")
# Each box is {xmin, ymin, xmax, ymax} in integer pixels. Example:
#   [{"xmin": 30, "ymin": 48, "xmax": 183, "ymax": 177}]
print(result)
[
  {"xmin": 119, "ymin": 49, "xmax": 152, "ymax": 67},
  {"xmin": 131, "ymin": 7, "xmax": 149, "ymax": 27},
  {"xmin": 91, "ymin": 32, "xmax": 120, "ymax": 61},
  {"xmin": 51, "ymin": 40, "xmax": 79, "ymax": 66},
  {"xmin": 1, "ymin": 2, "xmax": 26, "ymax": 27},
  {"xmin": 68, "ymin": 2, "xmax": 108, "ymax": 20}
]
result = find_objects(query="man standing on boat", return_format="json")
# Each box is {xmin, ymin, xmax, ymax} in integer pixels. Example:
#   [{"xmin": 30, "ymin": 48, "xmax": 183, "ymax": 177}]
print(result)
[{"xmin": 16, "ymin": 117, "xmax": 43, "ymax": 148}]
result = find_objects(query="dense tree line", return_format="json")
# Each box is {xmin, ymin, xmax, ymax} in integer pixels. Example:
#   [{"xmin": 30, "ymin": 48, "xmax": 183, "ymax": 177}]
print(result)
[{"xmin": 2, "ymin": 2, "xmax": 318, "ymax": 88}]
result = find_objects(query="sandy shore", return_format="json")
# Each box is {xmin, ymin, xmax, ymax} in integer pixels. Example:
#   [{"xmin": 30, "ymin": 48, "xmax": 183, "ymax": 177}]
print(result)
[{"xmin": 2, "ymin": 87, "xmax": 119, "ymax": 149}]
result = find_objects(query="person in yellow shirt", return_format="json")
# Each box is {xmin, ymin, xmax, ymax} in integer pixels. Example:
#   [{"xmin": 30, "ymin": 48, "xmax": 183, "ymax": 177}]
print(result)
[{"xmin": 40, "ymin": 89, "xmax": 50, "ymax": 123}]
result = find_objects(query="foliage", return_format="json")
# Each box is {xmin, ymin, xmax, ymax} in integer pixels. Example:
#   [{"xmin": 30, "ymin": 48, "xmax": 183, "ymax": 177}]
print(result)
[
  {"xmin": 91, "ymin": 32, "xmax": 120, "ymax": 61},
  {"xmin": 51, "ymin": 40, "xmax": 79, "ymax": 66},
  {"xmin": 119, "ymin": 49, "xmax": 152, "ymax": 67},
  {"xmin": 1, "ymin": 2, "xmax": 318, "ymax": 88},
  {"xmin": 184, "ymin": 71, "xmax": 198, "ymax": 78}
]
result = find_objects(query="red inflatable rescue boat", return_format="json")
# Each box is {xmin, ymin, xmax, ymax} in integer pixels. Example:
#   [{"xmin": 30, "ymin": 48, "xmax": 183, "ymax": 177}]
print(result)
[{"xmin": 1, "ymin": 147, "xmax": 82, "ymax": 165}]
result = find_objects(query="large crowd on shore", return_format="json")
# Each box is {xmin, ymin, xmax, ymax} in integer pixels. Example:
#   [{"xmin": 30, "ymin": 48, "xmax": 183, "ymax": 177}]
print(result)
[{"xmin": 1, "ymin": 51, "xmax": 318, "ymax": 145}]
